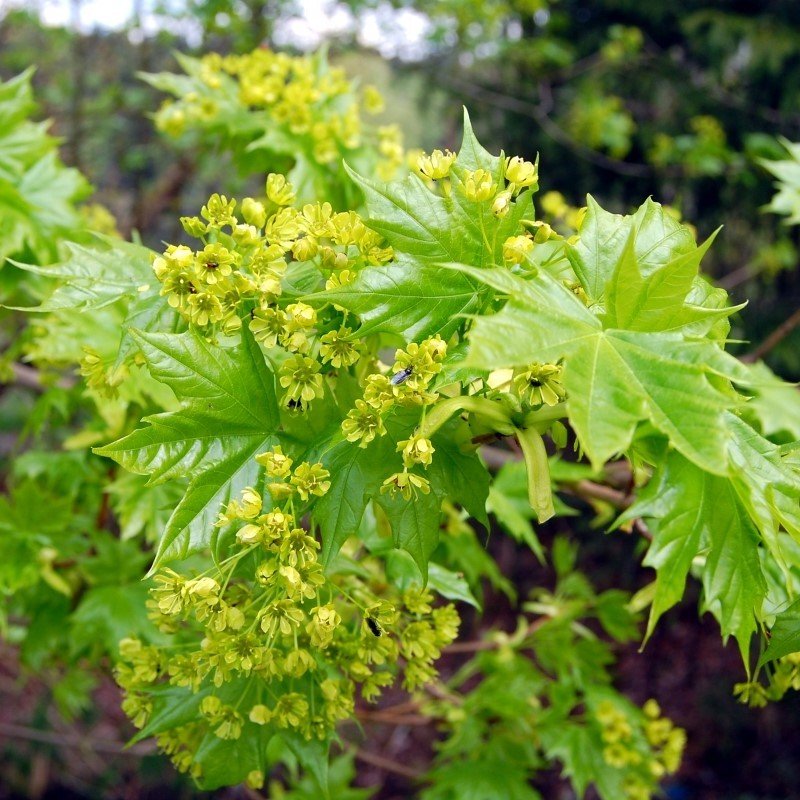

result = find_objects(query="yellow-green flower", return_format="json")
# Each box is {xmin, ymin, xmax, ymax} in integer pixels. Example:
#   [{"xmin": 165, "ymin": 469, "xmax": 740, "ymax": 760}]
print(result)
[
  {"xmin": 342, "ymin": 399, "xmax": 387, "ymax": 446},
  {"xmin": 362, "ymin": 84, "xmax": 385, "ymax": 114},
  {"xmin": 259, "ymin": 599, "xmax": 304, "ymax": 636},
  {"xmin": 505, "ymin": 155, "xmax": 538, "ymax": 189},
  {"xmin": 416, "ymin": 148, "xmax": 456, "ymax": 180},
  {"xmin": 291, "ymin": 236, "xmax": 318, "ymax": 261},
  {"xmin": 195, "ymin": 243, "xmax": 238, "ymax": 285},
  {"xmin": 461, "ymin": 168, "xmax": 496, "ymax": 202},
  {"xmin": 200, "ymin": 193, "xmax": 237, "ymax": 228},
  {"xmin": 241, "ymin": 197, "xmax": 267, "ymax": 228},
  {"xmin": 274, "ymin": 692, "xmax": 308, "ymax": 729},
  {"xmin": 266, "ymin": 207, "xmax": 301, "ymax": 250},
  {"xmin": 250, "ymin": 307, "xmax": 287, "ymax": 348},
  {"xmin": 502, "ymin": 234, "xmax": 534, "ymax": 264},
  {"xmin": 290, "ymin": 462, "xmax": 331, "ymax": 500},
  {"xmin": 398, "ymin": 434, "xmax": 435, "ymax": 468},
  {"xmin": 513, "ymin": 363, "xmax": 566, "ymax": 407},
  {"xmin": 319, "ymin": 328, "xmax": 359, "ymax": 369},
  {"xmin": 261, "ymin": 509, "xmax": 293, "ymax": 539},
  {"xmin": 279, "ymin": 355, "xmax": 324, "ymax": 410},
  {"xmin": 285, "ymin": 302, "xmax": 317, "ymax": 329},
  {"xmin": 381, "ymin": 470, "xmax": 431, "ymax": 501},
  {"xmin": 186, "ymin": 292, "xmax": 224, "ymax": 327},
  {"xmin": 492, "ymin": 191, "xmax": 512, "ymax": 217},
  {"xmin": 266, "ymin": 173, "xmax": 296, "ymax": 206},
  {"xmin": 307, "ymin": 604, "xmax": 341, "ymax": 648},
  {"xmin": 249, "ymin": 704, "xmax": 272, "ymax": 725},
  {"xmin": 255, "ymin": 446, "xmax": 293, "ymax": 479},
  {"xmin": 279, "ymin": 527, "xmax": 320, "ymax": 567}
]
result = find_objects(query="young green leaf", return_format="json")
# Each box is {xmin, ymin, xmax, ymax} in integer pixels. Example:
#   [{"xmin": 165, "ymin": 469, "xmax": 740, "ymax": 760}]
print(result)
[
  {"xmin": 95, "ymin": 326, "xmax": 280, "ymax": 567},
  {"xmin": 457, "ymin": 263, "xmax": 742, "ymax": 473}
]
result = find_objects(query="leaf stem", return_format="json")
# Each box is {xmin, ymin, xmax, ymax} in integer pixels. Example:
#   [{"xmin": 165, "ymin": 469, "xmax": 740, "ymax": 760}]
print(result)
[{"xmin": 515, "ymin": 426, "xmax": 555, "ymax": 523}]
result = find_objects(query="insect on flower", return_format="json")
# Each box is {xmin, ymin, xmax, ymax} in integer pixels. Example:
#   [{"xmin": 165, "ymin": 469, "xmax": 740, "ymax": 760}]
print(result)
[
  {"xmin": 390, "ymin": 366, "xmax": 413, "ymax": 386},
  {"xmin": 366, "ymin": 616, "xmax": 383, "ymax": 637}
]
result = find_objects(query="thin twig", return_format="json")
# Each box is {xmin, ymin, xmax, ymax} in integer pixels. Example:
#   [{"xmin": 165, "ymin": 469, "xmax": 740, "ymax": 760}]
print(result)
[
  {"xmin": 356, "ymin": 710, "xmax": 430, "ymax": 726},
  {"xmin": 741, "ymin": 306, "xmax": 800, "ymax": 363},
  {"xmin": 439, "ymin": 74, "xmax": 653, "ymax": 177},
  {"xmin": 354, "ymin": 747, "xmax": 422, "ymax": 780},
  {"xmin": 444, "ymin": 617, "xmax": 549, "ymax": 654},
  {"xmin": 568, "ymin": 480, "xmax": 632, "ymax": 510},
  {"xmin": 0, "ymin": 722, "xmax": 155, "ymax": 756},
  {"xmin": 479, "ymin": 444, "xmax": 515, "ymax": 469},
  {"xmin": 10, "ymin": 363, "xmax": 75, "ymax": 393}
]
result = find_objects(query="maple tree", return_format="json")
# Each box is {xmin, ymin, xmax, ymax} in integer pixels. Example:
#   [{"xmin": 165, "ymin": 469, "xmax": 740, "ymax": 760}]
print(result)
[{"xmin": 2, "ymin": 50, "xmax": 800, "ymax": 799}]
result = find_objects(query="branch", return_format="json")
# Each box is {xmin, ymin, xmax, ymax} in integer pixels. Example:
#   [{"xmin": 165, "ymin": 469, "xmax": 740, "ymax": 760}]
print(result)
[
  {"xmin": 356, "ymin": 709, "xmax": 430, "ymax": 726},
  {"xmin": 9, "ymin": 363, "xmax": 76, "ymax": 393},
  {"xmin": 567, "ymin": 479, "xmax": 631, "ymax": 510},
  {"xmin": 126, "ymin": 154, "xmax": 196, "ymax": 238},
  {"xmin": 0, "ymin": 722, "xmax": 155, "ymax": 756},
  {"xmin": 741, "ymin": 306, "xmax": 800, "ymax": 363},
  {"xmin": 439, "ymin": 74, "xmax": 653, "ymax": 178},
  {"xmin": 444, "ymin": 617, "xmax": 549, "ymax": 654},
  {"xmin": 479, "ymin": 443, "xmax": 516, "ymax": 469},
  {"xmin": 354, "ymin": 747, "xmax": 423, "ymax": 780}
]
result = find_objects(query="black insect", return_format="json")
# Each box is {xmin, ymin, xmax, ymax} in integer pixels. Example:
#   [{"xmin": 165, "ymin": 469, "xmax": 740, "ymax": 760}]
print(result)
[
  {"xmin": 390, "ymin": 366, "xmax": 414, "ymax": 386},
  {"xmin": 366, "ymin": 616, "xmax": 383, "ymax": 637}
]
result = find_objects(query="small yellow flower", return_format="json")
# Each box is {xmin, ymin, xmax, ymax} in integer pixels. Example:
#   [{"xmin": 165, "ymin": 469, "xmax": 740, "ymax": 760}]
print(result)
[
  {"xmin": 513, "ymin": 363, "xmax": 566, "ymax": 407},
  {"xmin": 398, "ymin": 434, "xmax": 435, "ymax": 468},
  {"xmin": 362, "ymin": 85, "xmax": 385, "ymax": 114},
  {"xmin": 266, "ymin": 173, "xmax": 296, "ymax": 206},
  {"xmin": 249, "ymin": 705, "xmax": 272, "ymax": 725},
  {"xmin": 540, "ymin": 190, "xmax": 568, "ymax": 217},
  {"xmin": 255, "ymin": 446, "xmax": 293, "ymax": 479},
  {"xmin": 250, "ymin": 307, "xmax": 287, "ymax": 348},
  {"xmin": 195, "ymin": 243, "xmax": 237, "ymax": 285},
  {"xmin": 291, "ymin": 236, "xmax": 318, "ymax": 261},
  {"xmin": 285, "ymin": 302, "xmax": 317, "ymax": 329},
  {"xmin": 241, "ymin": 197, "xmax": 267, "ymax": 228},
  {"xmin": 238, "ymin": 487, "xmax": 262, "ymax": 519},
  {"xmin": 492, "ymin": 191, "xmax": 512, "ymax": 217},
  {"xmin": 416, "ymin": 149, "xmax": 456, "ymax": 180},
  {"xmin": 290, "ymin": 462, "xmax": 331, "ymax": 500},
  {"xmin": 200, "ymin": 193, "xmax": 237, "ymax": 228},
  {"xmin": 380, "ymin": 470, "xmax": 431, "ymax": 501},
  {"xmin": 502, "ymin": 235, "xmax": 534, "ymax": 264},
  {"xmin": 279, "ymin": 355, "xmax": 324, "ymax": 410},
  {"xmin": 186, "ymin": 292, "xmax": 224, "ymax": 327},
  {"xmin": 505, "ymin": 155, "xmax": 538, "ymax": 189},
  {"xmin": 319, "ymin": 328, "xmax": 359, "ymax": 368},
  {"xmin": 342, "ymin": 399, "xmax": 387, "ymax": 446},
  {"xmin": 461, "ymin": 168, "xmax": 496, "ymax": 202}
]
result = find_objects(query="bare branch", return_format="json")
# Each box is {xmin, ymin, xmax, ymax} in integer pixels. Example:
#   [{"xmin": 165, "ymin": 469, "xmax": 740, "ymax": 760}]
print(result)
[
  {"xmin": 0, "ymin": 721, "xmax": 155, "ymax": 756},
  {"xmin": 354, "ymin": 747, "xmax": 422, "ymax": 780},
  {"xmin": 741, "ymin": 306, "xmax": 800, "ymax": 363},
  {"xmin": 9, "ymin": 363, "xmax": 75, "ymax": 393}
]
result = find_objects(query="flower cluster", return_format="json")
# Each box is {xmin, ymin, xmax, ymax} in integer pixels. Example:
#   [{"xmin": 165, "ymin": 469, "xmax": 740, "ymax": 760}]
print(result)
[
  {"xmin": 594, "ymin": 698, "xmax": 685, "ymax": 799},
  {"xmin": 116, "ymin": 451, "xmax": 459, "ymax": 783},
  {"xmin": 339, "ymin": 336, "xmax": 446, "ymax": 499},
  {"xmin": 152, "ymin": 180, "xmax": 402, "ymax": 414},
  {"xmin": 79, "ymin": 346, "xmax": 127, "ymax": 399},
  {"xmin": 153, "ymin": 49, "xmax": 405, "ymax": 180}
]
